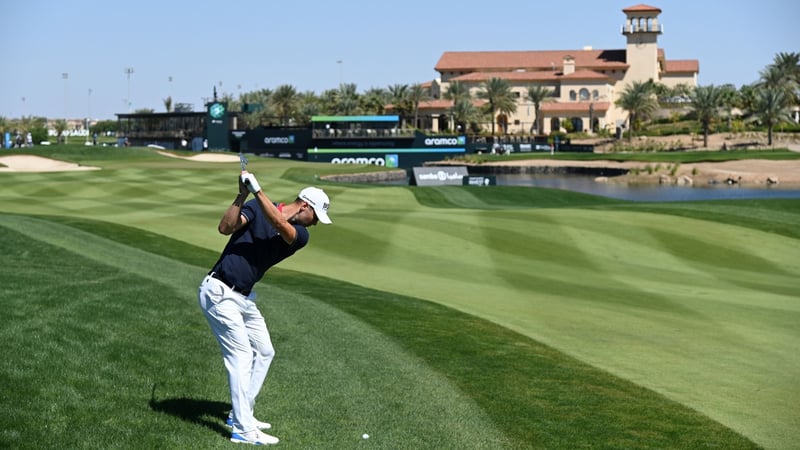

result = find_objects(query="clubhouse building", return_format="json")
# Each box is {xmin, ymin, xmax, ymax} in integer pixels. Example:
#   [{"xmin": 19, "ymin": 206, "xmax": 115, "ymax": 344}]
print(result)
[{"xmin": 417, "ymin": 4, "xmax": 699, "ymax": 135}]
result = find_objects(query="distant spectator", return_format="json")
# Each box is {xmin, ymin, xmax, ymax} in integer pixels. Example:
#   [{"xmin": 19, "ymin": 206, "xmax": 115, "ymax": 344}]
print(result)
[
  {"xmin": 93, "ymin": 132, "xmax": 98, "ymax": 146},
  {"xmin": 26, "ymin": 132, "xmax": 33, "ymax": 147}
]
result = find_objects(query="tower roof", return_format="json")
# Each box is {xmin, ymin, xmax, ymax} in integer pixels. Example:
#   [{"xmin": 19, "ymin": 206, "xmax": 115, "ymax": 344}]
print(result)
[{"xmin": 622, "ymin": 4, "xmax": 662, "ymax": 13}]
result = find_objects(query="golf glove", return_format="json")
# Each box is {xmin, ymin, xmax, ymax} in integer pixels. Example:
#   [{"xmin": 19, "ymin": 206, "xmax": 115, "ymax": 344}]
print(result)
[{"xmin": 241, "ymin": 173, "xmax": 262, "ymax": 194}]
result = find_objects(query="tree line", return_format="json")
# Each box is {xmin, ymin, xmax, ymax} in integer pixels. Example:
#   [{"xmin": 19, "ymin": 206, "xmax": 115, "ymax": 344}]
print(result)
[
  {"xmin": 2, "ymin": 52, "xmax": 796, "ymax": 146},
  {"xmin": 616, "ymin": 52, "xmax": 799, "ymax": 146}
]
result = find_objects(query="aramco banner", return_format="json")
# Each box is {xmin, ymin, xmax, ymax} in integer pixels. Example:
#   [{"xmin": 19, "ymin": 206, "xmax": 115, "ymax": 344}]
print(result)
[
  {"xmin": 411, "ymin": 166, "xmax": 469, "ymax": 186},
  {"xmin": 205, "ymin": 102, "xmax": 229, "ymax": 151}
]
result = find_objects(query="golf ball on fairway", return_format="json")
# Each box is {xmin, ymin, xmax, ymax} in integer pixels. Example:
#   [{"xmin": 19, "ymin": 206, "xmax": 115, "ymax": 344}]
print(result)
[{"xmin": 362, "ymin": 433, "xmax": 369, "ymax": 439}]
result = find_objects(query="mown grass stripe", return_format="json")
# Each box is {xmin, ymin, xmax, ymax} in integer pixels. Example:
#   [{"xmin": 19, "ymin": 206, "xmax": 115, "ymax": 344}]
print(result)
[
  {"xmin": 0, "ymin": 217, "xmax": 514, "ymax": 449},
  {"xmin": 1, "ymin": 147, "xmax": 797, "ymax": 448}
]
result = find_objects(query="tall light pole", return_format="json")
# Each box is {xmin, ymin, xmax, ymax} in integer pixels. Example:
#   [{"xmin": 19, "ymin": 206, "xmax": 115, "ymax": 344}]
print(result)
[
  {"xmin": 124, "ymin": 67, "xmax": 134, "ymax": 112},
  {"xmin": 86, "ymin": 88, "xmax": 92, "ymax": 144},
  {"xmin": 21, "ymin": 97, "xmax": 25, "ymax": 116},
  {"xmin": 62, "ymin": 72, "xmax": 69, "ymax": 143},
  {"xmin": 336, "ymin": 60, "xmax": 343, "ymax": 86}
]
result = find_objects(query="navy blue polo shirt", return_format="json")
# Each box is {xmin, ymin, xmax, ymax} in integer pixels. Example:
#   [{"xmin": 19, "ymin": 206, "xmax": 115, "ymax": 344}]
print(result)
[{"xmin": 211, "ymin": 199, "xmax": 309, "ymax": 293}]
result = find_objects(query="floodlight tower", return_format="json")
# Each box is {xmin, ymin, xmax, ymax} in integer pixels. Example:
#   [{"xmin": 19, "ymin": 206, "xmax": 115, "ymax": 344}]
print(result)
[
  {"xmin": 124, "ymin": 67, "xmax": 135, "ymax": 112},
  {"xmin": 62, "ymin": 72, "xmax": 69, "ymax": 143}
]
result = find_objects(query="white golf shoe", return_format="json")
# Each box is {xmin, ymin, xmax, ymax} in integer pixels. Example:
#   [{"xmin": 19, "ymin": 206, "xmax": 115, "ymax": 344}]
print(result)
[
  {"xmin": 227, "ymin": 415, "xmax": 272, "ymax": 430},
  {"xmin": 230, "ymin": 429, "xmax": 279, "ymax": 445}
]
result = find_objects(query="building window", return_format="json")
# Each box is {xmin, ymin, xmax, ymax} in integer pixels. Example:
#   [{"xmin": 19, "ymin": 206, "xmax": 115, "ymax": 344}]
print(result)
[
  {"xmin": 569, "ymin": 90, "xmax": 577, "ymax": 101},
  {"xmin": 592, "ymin": 90, "xmax": 599, "ymax": 100},
  {"xmin": 571, "ymin": 117, "xmax": 583, "ymax": 132},
  {"xmin": 579, "ymin": 88, "xmax": 590, "ymax": 101}
]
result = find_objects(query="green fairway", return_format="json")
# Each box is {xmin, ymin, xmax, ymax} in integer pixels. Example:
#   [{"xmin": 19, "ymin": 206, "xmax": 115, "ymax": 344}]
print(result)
[{"xmin": 1, "ymin": 146, "xmax": 797, "ymax": 449}]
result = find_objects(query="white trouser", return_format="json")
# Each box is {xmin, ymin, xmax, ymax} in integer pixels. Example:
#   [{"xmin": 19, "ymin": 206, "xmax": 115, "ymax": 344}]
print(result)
[{"xmin": 198, "ymin": 275, "xmax": 275, "ymax": 434}]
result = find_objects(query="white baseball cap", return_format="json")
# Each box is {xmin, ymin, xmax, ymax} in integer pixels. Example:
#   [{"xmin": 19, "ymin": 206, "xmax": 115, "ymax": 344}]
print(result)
[{"xmin": 298, "ymin": 187, "xmax": 332, "ymax": 224}]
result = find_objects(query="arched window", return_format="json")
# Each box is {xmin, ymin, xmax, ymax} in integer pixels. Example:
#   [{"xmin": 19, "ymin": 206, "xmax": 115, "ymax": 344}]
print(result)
[
  {"xmin": 592, "ymin": 90, "xmax": 599, "ymax": 100},
  {"xmin": 579, "ymin": 88, "xmax": 590, "ymax": 101},
  {"xmin": 571, "ymin": 117, "xmax": 583, "ymax": 132},
  {"xmin": 569, "ymin": 90, "xmax": 577, "ymax": 101},
  {"xmin": 497, "ymin": 113, "xmax": 509, "ymax": 135}
]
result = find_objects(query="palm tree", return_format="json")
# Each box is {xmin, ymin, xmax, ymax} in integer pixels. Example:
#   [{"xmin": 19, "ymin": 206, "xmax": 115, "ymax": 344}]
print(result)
[
  {"xmin": 451, "ymin": 97, "xmax": 479, "ymax": 133},
  {"xmin": 718, "ymin": 84, "xmax": 739, "ymax": 130},
  {"xmin": 163, "ymin": 96, "xmax": 173, "ymax": 113},
  {"xmin": 772, "ymin": 52, "xmax": 800, "ymax": 80},
  {"xmin": 651, "ymin": 81, "xmax": 671, "ymax": 103},
  {"xmin": 294, "ymin": 91, "xmax": 320, "ymax": 126},
  {"xmin": 53, "ymin": 119, "xmax": 68, "ymax": 144},
  {"xmin": 614, "ymin": 80, "xmax": 659, "ymax": 141},
  {"xmin": 761, "ymin": 52, "xmax": 799, "ymax": 108},
  {"xmin": 526, "ymin": 85, "xmax": 552, "ymax": 134},
  {"xmin": 752, "ymin": 88, "xmax": 792, "ymax": 146},
  {"xmin": 271, "ymin": 84, "xmax": 298, "ymax": 126},
  {"xmin": 318, "ymin": 89, "xmax": 340, "ymax": 115},
  {"xmin": 336, "ymin": 83, "xmax": 360, "ymax": 116},
  {"xmin": 443, "ymin": 80, "xmax": 470, "ymax": 103},
  {"xmin": 408, "ymin": 84, "xmax": 431, "ymax": 129},
  {"xmin": 477, "ymin": 77, "xmax": 516, "ymax": 135},
  {"xmin": 387, "ymin": 84, "xmax": 411, "ymax": 127},
  {"xmin": 689, "ymin": 85, "xmax": 724, "ymax": 148},
  {"xmin": 443, "ymin": 81, "xmax": 472, "ymax": 132},
  {"xmin": 361, "ymin": 87, "xmax": 388, "ymax": 116},
  {"xmin": 239, "ymin": 88, "xmax": 275, "ymax": 128},
  {"xmin": 738, "ymin": 84, "xmax": 759, "ymax": 118}
]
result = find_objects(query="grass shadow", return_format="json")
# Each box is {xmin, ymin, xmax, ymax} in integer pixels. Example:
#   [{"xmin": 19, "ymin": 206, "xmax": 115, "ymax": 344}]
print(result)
[{"xmin": 149, "ymin": 384, "xmax": 230, "ymax": 438}]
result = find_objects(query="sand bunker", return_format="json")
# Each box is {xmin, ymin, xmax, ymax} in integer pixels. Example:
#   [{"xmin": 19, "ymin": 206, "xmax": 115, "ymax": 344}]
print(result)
[
  {"xmin": 0, "ymin": 151, "xmax": 238, "ymax": 173},
  {"xmin": 0, "ymin": 155, "xmax": 100, "ymax": 172},
  {"xmin": 156, "ymin": 151, "xmax": 240, "ymax": 162}
]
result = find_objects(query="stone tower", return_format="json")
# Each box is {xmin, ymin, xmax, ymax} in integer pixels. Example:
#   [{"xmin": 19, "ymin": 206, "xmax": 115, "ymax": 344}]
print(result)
[{"xmin": 621, "ymin": 4, "xmax": 662, "ymax": 84}]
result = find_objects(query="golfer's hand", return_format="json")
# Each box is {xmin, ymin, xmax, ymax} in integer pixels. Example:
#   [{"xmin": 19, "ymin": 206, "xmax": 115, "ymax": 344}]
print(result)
[
  {"xmin": 241, "ymin": 172, "xmax": 262, "ymax": 194},
  {"xmin": 238, "ymin": 173, "xmax": 250, "ymax": 196}
]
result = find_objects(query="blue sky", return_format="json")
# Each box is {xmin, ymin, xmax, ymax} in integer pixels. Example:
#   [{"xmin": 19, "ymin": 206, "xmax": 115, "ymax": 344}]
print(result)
[{"xmin": 1, "ymin": 0, "xmax": 796, "ymax": 120}]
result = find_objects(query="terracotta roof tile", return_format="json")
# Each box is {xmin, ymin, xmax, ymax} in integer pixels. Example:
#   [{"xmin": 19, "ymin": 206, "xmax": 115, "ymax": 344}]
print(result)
[
  {"xmin": 664, "ymin": 59, "xmax": 699, "ymax": 73},
  {"xmin": 622, "ymin": 4, "xmax": 662, "ymax": 13},
  {"xmin": 452, "ymin": 71, "xmax": 561, "ymax": 83},
  {"xmin": 385, "ymin": 99, "xmax": 488, "ymax": 112},
  {"xmin": 435, "ymin": 49, "xmax": 628, "ymax": 72},
  {"xmin": 450, "ymin": 69, "xmax": 613, "ymax": 84},
  {"xmin": 417, "ymin": 99, "xmax": 455, "ymax": 109}
]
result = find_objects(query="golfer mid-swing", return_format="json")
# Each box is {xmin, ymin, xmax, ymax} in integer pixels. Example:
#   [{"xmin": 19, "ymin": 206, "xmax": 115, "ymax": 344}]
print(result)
[{"xmin": 198, "ymin": 171, "xmax": 331, "ymax": 445}]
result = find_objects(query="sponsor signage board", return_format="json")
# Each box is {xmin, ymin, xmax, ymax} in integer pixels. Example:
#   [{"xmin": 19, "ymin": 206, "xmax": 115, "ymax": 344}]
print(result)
[
  {"xmin": 462, "ymin": 175, "xmax": 496, "ymax": 186},
  {"xmin": 244, "ymin": 127, "xmax": 311, "ymax": 159},
  {"xmin": 205, "ymin": 102, "xmax": 229, "ymax": 151},
  {"xmin": 307, "ymin": 134, "xmax": 467, "ymax": 170},
  {"xmin": 411, "ymin": 166, "xmax": 469, "ymax": 186}
]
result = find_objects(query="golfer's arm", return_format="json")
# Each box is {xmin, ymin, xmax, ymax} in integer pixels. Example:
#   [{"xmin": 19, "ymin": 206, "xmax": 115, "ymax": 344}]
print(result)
[
  {"xmin": 218, "ymin": 192, "xmax": 248, "ymax": 235},
  {"xmin": 253, "ymin": 191, "xmax": 297, "ymax": 244}
]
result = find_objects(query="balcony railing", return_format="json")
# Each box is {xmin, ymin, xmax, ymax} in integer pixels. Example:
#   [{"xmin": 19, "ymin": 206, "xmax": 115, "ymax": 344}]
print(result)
[{"xmin": 621, "ymin": 24, "xmax": 663, "ymax": 33}]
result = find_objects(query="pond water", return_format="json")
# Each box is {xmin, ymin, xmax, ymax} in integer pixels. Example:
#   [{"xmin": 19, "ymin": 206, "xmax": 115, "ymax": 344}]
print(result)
[{"xmin": 495, "ymin": 173, "xmax": 800, "ymax": 202}]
